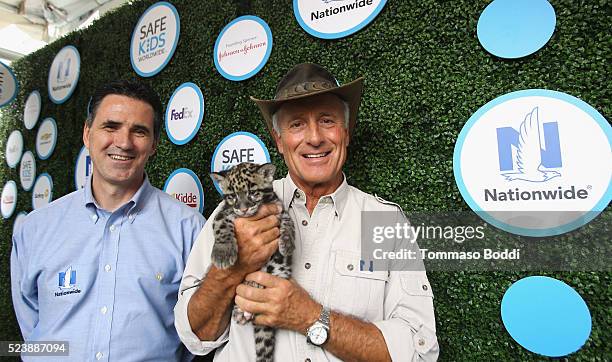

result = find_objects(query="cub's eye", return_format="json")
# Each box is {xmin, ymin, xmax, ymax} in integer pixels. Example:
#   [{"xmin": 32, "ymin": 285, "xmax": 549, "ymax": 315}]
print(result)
[
  {"xmin": 225, "ymin": 194, "xmax": 236, "ymax": 204},
  {"xmin": 248, "ymin": 191, "xmax": 262, "ymax": 201}
]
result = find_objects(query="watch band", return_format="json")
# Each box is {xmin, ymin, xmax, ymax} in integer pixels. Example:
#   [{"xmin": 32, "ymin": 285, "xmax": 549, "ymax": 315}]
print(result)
[{"xmin": 319, "ymin": 306, "xmax": 330, "ymax": 327}]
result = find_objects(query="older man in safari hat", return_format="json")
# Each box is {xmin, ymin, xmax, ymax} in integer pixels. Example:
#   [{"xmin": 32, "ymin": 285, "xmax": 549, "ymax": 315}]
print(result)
[{"xmin": 175, "ymin": 63, "xmax": 439, "ymax": 361}]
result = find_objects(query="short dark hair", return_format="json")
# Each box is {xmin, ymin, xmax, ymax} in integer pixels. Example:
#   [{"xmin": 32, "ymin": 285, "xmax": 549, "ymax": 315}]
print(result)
[{"xmin": 87, "ymin": 79, "xmax": 163, "ymax": 140}]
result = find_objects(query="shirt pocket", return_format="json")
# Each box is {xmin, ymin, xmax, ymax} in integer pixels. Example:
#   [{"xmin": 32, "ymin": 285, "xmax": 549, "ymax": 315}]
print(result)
[
  {"xmin": 329, "ymin": 250, "xmax": 389, "ymax": 321},
  {"xmin": 400, "ymin": 273, "xmax": 434, "ymax": 298}
]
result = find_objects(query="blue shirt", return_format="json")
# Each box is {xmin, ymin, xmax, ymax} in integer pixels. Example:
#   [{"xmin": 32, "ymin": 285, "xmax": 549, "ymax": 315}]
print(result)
[{"xmin": 11, "ymin": 175, "xmax": 206, "ymax": 361}]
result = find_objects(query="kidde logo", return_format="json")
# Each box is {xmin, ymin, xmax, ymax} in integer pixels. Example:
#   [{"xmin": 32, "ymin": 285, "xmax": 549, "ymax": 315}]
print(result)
[
  {"xmin": 172, "ymin": 192, "xmax": 197, "ymax": 208},
  {"xmin": 2, "ymin": 195, "xmax": 14, "ymax": 204},
  {"xmin": 138, "ymin": 16, "xmax": 167, "ymax": 60},
  {"xmin": 170, "ymin": 107, "xmax": 194, "ymax": 121}
]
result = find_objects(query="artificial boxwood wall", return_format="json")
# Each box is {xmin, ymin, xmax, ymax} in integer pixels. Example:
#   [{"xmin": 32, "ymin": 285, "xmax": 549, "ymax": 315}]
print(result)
[{"xmin": 0, "ymin": 0, "xmax": 609, "ymax": 360}]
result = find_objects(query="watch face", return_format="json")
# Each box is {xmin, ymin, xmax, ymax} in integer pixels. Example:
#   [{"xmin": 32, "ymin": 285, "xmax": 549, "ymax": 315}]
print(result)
[{"xmin": 308, "ymin": 325, "xmax": 328, "ymax": 345}]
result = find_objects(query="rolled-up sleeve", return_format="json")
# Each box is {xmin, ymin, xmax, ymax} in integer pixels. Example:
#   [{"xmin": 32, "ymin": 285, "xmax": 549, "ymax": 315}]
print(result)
[
  {"xmin": 373, "ymin": 271, "xmax": 439, "ymax": 361},
  {"xmin": 174, "ymin": 205, "xmax": 229, "ymax": 355}
]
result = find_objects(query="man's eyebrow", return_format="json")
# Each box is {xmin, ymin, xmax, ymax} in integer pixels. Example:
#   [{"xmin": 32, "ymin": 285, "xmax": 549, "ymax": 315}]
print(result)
[
  {"xmin": 99, "ymin": 120, "xmax": 122, "ymax": 127},
  {"xmin": 132, "ymin": 124, "xmax": 152, "ymax": 133}
]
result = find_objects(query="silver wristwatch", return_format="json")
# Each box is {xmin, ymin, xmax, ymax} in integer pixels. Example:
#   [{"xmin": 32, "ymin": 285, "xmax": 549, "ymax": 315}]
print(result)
[{"xmin": 306, "ymin": 306, "xmax": 330, "ymax": 346}]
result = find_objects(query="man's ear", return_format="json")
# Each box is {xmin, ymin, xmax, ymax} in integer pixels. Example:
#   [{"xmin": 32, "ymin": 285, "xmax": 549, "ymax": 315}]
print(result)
[
  {"xmin": 273, "ymin": 130, "xmax": 284, "ymax": 155},
  {"xmin": 83, "ymin": 121, "xmax": 90, "ymax": 149}
]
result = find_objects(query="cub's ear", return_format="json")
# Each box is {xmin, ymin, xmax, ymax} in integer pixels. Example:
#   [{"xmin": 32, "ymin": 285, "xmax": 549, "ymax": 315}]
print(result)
[
  {"xmin": 257, "ymin": 163, "xmax": 276, "ymax": 183},
  {"xmin": 210, "ymin": 171, "xmax": 229, "ymax": 194}
]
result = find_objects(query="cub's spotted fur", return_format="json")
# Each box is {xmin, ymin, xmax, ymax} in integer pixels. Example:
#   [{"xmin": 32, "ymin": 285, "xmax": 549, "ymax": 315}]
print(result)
[{"xmin": 210, "ymin": 162, "xmax": 294, "ymax": 362}]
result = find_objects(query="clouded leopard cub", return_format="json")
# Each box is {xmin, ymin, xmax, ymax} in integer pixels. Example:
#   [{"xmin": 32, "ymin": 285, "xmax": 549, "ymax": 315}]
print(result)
[{"xmin": 210, "ymin": 162, "xmax": 295, "ymax": 362}]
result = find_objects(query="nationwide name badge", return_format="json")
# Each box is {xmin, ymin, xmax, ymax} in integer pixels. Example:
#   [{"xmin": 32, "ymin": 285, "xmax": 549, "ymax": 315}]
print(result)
[
  {"xmin": 293, "ymin": 0, "xmax": 388, "ymax": 39},
  {"xmin": 36, "ymin": 117, "xmax": 58, "ymax": 160},
  {"xmin": 1, "ymin": 180, "xmax": 17, "ymax": 219},
  {"xmin": 214, "ymin": 15, "xmax": 273, "ymax": 81},
  {"xmin": 5, "ymin": 130, "xmax": 23, "ymax": 168},
  {"xmin": 0, "ymin": 61, "xmax": 19, "ymax": 107},
  {"xmin": 48, "ymin": 45, "xmax": 80, "ymax": 104},
  {"xmin": 130, "ymin": 1, "xmax": 180, "ymax": 77},
  {"xmin": 454, "ymin": 89, "xmax": 612, "ymax": 236},
  {"xmin": 211, "ymin": 131, "xmax": 270, "ymax": 194},
  {"xmin": 19, "ymin": 150, "xmax": 36, "ymax": 191},
  {"xmin": 23, "ymin": 90, "xmax": 42, "ymax": 130},
  {"xmin": 32, "ymin": 173, "xmax": 53, "ymax": 210},
  {"xmin": 74, "ymin": 145, "xmax": 92, "ymax": 190},
  {"xmin": 165, "ymin": 82, "xmax": 204, "ymax": 145},
  {"xmin": 163, "ymin": 168, "xmax": 204, "ymax": 213}
]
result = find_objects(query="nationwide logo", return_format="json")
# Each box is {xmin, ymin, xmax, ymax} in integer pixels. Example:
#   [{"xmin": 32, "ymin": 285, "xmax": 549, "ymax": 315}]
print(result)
[
  {"xmin": 172, "ymin": 192, "xmax": 198, "ymax": 208},
  {"xmin": 497, "ymin": 107, "xmax": 561, "ymax": 183},
  {"xmin": 55, "ymin": 266, "xmax": 82, "ymax": 297},
  {"xmin": 170, "ymin": 107, "xmax": 194, "ymax": 121},
  {"xmin": 51, "ymin": 56, "xmax": 72, "ymax": 91},
  {"xmin": 453, "ymin": 89, "xmax": 612, "ymax": 236},
  {"xmin": 312, "ymin": 0, "xmax": 375, "ymax": 21}
]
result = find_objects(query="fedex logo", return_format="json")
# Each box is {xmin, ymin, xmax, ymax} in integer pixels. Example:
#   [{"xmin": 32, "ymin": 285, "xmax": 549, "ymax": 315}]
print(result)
[{"xmin": 170, "ymin": 107, "xmax": 193, "ymax": 121}]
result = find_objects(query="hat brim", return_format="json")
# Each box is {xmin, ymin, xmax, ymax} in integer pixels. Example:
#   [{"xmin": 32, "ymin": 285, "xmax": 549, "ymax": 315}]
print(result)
[{"xmin": 251, "ymin": 77, "xmax": 364, "ymax": 139}]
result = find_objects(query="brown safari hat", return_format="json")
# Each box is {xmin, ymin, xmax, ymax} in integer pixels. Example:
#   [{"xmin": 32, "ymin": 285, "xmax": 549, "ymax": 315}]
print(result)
[{"xmin": 250, "ymin": 63, "xmax": 364, "ymax": 137}]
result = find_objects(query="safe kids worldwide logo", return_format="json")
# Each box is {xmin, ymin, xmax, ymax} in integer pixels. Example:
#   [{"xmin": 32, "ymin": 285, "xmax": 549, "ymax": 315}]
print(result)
[
  {"xmin": 454, "ymin": 89, "xmax": 612, "ymax": 236},
  {"xmin": 130, "ymin": 1, "xmax": 180, "ymax": 77}
]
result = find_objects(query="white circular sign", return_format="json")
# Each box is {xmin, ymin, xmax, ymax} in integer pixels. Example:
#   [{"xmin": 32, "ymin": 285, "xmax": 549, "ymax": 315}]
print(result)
[
  {"xmin": 19, "ymin": 151, "xmax": 36, "ymax": 191},
  {"xmin": 23, "ymin": 90, "xmax": 42, "ymax": 130},
  {"xmin": 5, "ymin": 130, "xmax": 23, "ymax": 168},
  {"xmin": 32, "ymin": 173, "xmax": 53, "ymax": 210},
  {"xmin": 1, "ymin": 180, "xmax": 17, "ymax": 219},
  {"xmin": 130, "ymin": 1, "xmax": 180, "ymax": 77},
  {"xmin": 74, "ymin": 145, "xmax": 92, "ymax": 190},
  {"xmin": 0, "ymin": 61, "xmax": 18, "ymax": 107},
  {"xmin": 211, "ymin": 131, "xmax": 271, "ymax": 194},
  {"xmin": 36, "ymin": 117, "xmax": 58, "ymax": 160},
  {"xmin": 48, "ymin": 45, "xmax": 80, "ymax": 104},
  {"xmin": 214, "ymin": 15, "xmax": 272, "ymax": 81},
  {"xmin": 13, "ymin": 211, "xmax": 27, "ymax": 236},
  {"xmin": 454, "ymin": 89, "xmax": 612, "ymax": 236},
  {"xmin": 293, "ymin": 0, "xmax": 388, "ymax": 39},
  {"xmin": 163, "ymin": 168, "xmax": 204, "ymax": 213},
  {"xmin": 165, "ymin": 82, "xmax": 204, "ymax": 145}
]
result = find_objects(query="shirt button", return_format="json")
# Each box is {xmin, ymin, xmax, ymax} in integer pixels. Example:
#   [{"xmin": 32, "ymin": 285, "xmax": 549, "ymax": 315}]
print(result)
[
  {"xmin": 96, "ymin": 352, "xmax": 103, "ymax": 360},
  {"xmin": 91, "ymin": 215, "xmax": 97, "ymax": 221},
  {"xmin": 305, "ymin": 359, "xmax": 311, "ymax": 362},
  {"xmin": 304, "ymin": 262, "xmax": 311, "ymax": 269},
  {"xmin": 347, "ymin": 264, "xmax": 354, "ymax": 271},
  {"xmin": 418, "ymin": 338, "xmax": 426, "ymax": 346},
  {"xmin": 128, "ymin": 214, "xmax": 135, "ymax": 220},
  {"xmin": 109, "ymin": 224, "xmax": 116, "ymax": 232},
  {"xmin": 422, "ymin": 285, "xmax": 428, "ymax": 291},
  {"xmin": 294, "ymin": 191, "xmax": 300, "ymax": 199},
  {"xmin": 302, "ymin": 220, "xmax": 308, "ymax": 226},
  {"xmin": 104, "ymin": 264, "xmax": 111, "ymax": 272},
  {"xmin": 156, "ymin": 272, "xmax": 163, "ymax": 281},
  {"xmin": 100, "ymin": 306, "xmax": 107, "ymax": 315}
]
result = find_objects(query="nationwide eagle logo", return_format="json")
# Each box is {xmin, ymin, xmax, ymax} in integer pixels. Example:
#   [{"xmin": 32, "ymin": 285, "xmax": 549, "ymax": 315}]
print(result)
[{"xmin": 496, "ymin": 107, "xmax": 563, "ymax": 183}]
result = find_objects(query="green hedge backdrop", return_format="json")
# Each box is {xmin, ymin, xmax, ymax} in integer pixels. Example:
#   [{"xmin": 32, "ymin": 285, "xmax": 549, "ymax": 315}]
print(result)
[{"xmin": 0, "ymin": 0, "xmax": 610, "ymax": 360}]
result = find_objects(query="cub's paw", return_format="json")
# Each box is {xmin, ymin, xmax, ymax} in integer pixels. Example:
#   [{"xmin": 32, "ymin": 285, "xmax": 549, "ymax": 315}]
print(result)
[
  {"xmin": 211, "ymin": 243, "xmax": 238, "ymax": 269},
  {"xmin": 233, "ymin": 305, "xmax": 254, "ymax": 325}
]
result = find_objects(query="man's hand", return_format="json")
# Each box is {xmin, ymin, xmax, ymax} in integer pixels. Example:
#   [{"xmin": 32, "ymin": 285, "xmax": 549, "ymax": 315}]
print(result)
[
  {"xmin": 231, "ymin": 204, "xmax": 281, "ymax": 278},
  {"xmin": 234, "ymin": 271, "xmax": 321, "ymax": 333}
]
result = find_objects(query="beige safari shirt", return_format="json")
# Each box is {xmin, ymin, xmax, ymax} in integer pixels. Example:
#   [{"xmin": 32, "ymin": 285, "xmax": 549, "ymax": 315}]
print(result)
[{"xmin": 175, "ymin": 175, "xmax": 439, "ymax": 361}]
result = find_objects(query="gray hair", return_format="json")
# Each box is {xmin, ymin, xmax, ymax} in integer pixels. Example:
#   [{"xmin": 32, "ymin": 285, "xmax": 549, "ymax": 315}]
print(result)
[{"xmin": 272, "ymin": 100, "xmax": 350, "ymax": 135}]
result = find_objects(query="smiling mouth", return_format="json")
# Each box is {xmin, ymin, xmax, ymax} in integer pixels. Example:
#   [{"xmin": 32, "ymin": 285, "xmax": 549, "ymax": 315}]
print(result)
[
  {"xmin": 303, "ymin": 151, "xmax": 331, "ymax": 159},
  {"xmin": 108, "ymin": 154, "xmax": 135, "ymax": 161}
]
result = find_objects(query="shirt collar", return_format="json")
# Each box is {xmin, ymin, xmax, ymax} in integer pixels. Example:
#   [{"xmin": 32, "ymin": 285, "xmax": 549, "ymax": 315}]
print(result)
[
  {"xmin": 83, "ymin": 173, "xmax": 152, "ymax": 223},
  {"xmin": 281, "ymin": 174, "xmax": 349, "ymax": 219}
]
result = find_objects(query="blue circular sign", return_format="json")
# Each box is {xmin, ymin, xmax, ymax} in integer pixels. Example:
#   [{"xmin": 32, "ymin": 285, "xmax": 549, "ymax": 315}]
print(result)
[
  {"xmin": 48, "ymin": 45, "xmax": 81, "ymax": 104},
  {"xmin": 0, "ymin": 61, "xmax": 19, "ymax": 108},
  {"xmin": 213, "ymin": 15, "xmax": 273, "ymax": 81},
  {"xmin": 501, "ymin": 276, "xmax": 591, "ymax": 357},
  {"xmin": 477, "ymin": 0, "xmax": 556, "ymax": 59},
  {"xmin": 165, "ymin": 82, "xmax": 204, "ymax": 145},
  {"xmin": 163, "ymin": 168, "xmax": 204, "ymax": 214}
]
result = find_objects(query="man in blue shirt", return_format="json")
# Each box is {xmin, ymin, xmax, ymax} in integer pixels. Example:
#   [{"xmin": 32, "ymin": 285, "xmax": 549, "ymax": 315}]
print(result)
[{"xmin": 11, "ymin": 80, "xmax": 205, "ymax": 361}]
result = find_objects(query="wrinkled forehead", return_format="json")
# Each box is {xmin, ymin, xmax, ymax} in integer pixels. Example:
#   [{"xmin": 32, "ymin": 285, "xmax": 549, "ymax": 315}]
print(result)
[
  {"xmin": 276, "ymin": 93, "xmax": 345, "ymax": 121},
  {"xmin": 93, "ymin": 94, "xmax": 155, "ymax": 128}
]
